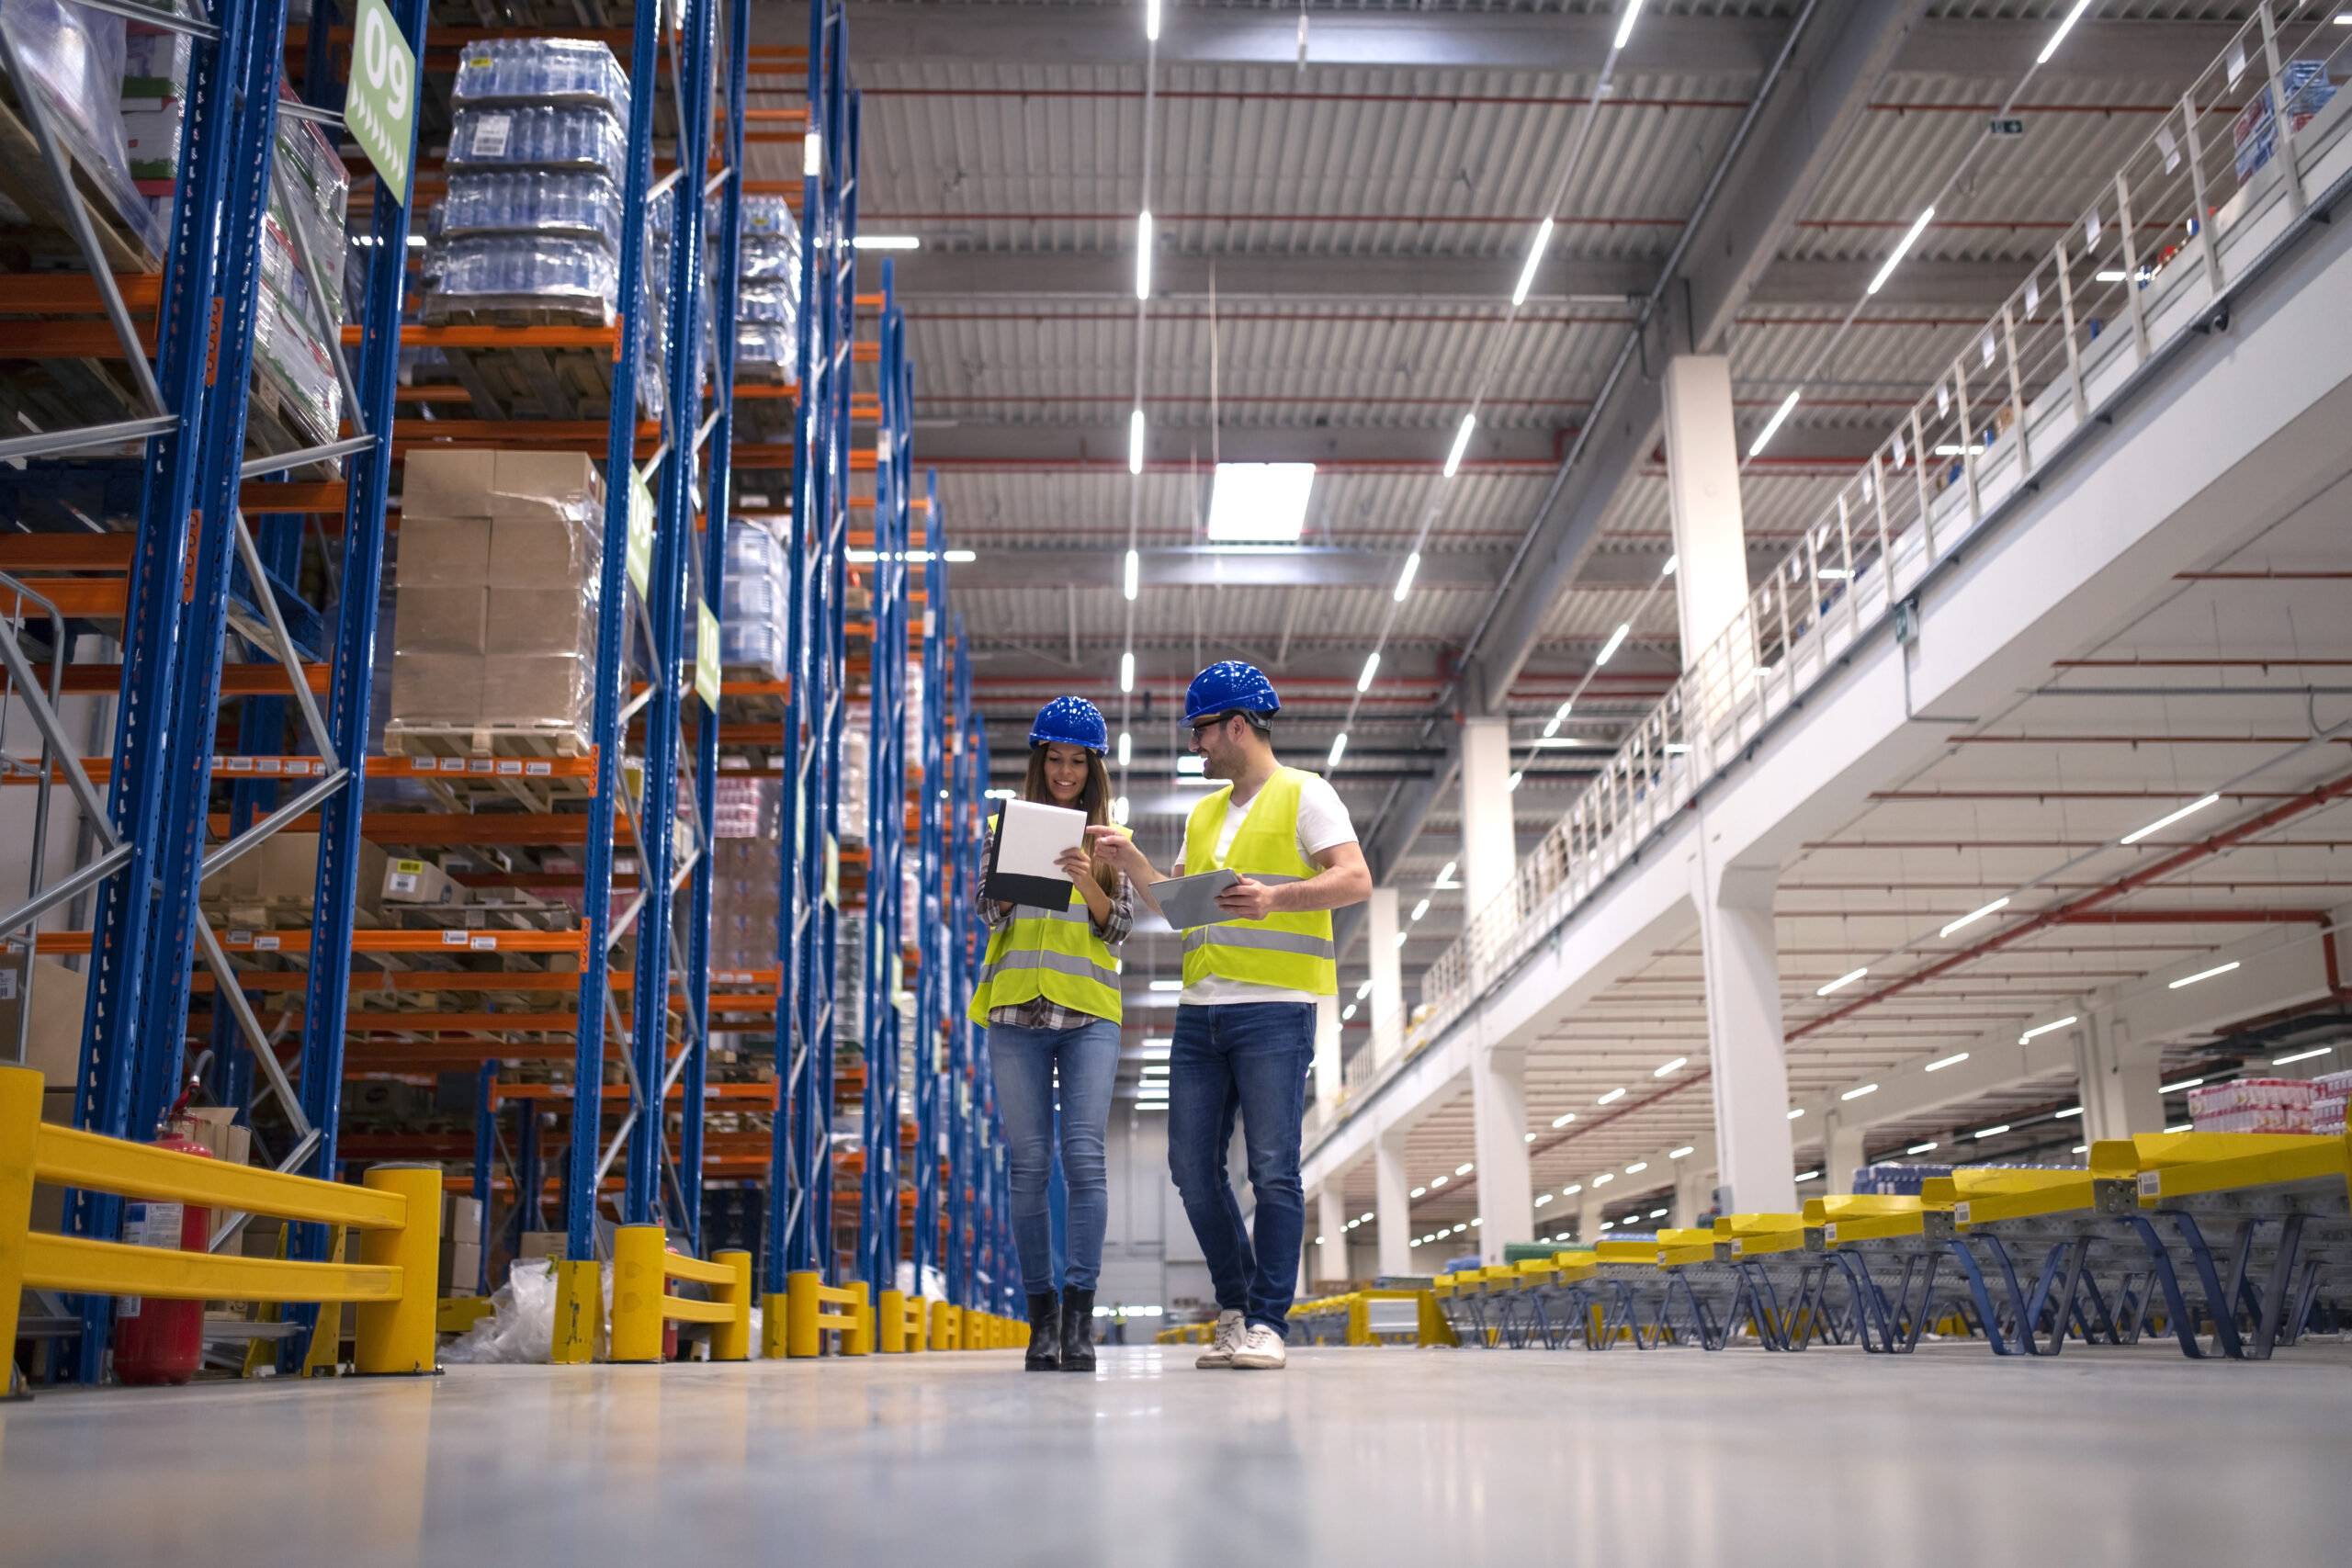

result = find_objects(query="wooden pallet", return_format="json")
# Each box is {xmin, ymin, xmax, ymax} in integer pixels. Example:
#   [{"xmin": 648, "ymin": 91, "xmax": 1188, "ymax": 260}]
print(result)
[
  {"xmin": 0, "ymin": 85, "xmax": 162, "ymax": 276},
  {"xmin": 380, "ymin": 723, "xmax": 595, "ymax": 810}
]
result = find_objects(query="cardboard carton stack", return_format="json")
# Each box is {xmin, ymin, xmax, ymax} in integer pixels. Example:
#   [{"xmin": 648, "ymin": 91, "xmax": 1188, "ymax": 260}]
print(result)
[{"xmin": 389, "ymin": 449, "xmax": 605, "ymax": 751}]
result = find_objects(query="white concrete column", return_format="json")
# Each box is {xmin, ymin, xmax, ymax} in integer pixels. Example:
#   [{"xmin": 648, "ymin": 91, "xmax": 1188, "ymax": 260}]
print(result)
[
  {"xmin": 1458, "ymin": 716, "xmax": 1517, "ymax": 931},
  {"xmin": 1825, "ymin": 1114, "xmax": 1868, "ymax": 1198},
  {"xmin": 1374, "ymin": 1126, "xmax": 1413, "ymax": 1278},
  {"xmin": 2074, "ymin": 1012, "xmax": 2165, "ymax": 1143},
  {"xmin": 1471, "ymin": 1042, "xmax": 1533, "ymax": 1265},
  {"xmin": 1577, "ymin": 1188, "xmax": 1608, "ymax": 1242},
  {"xmin": 1312, "ymin": 995, "xmax": 1341, "ymax": 1117},
  {"xmin": 1367, "ymin": 886, "xmax": 1403, "ymax": 1064},
  {"xmin": 1695, "ymin": 860, "xmax": 1799, "ymax": 1215},
  {"xmin": 1662, "ymin": 354, "xmax": 1751, "ymax": 664},
  {"xmin": 1317, "ymin": 1184, "xmax": 1348, "ymax": 1285}
]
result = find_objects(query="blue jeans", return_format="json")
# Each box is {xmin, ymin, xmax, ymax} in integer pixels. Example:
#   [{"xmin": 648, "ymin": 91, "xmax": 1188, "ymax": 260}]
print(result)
[
  {"xmin": 1166, "ymin": 1002, "xmax": 1315, "ymax": 1335},
  {"xmin": 987, "ymin": 1016, "xmax": 1120, "ymax": 1295}
]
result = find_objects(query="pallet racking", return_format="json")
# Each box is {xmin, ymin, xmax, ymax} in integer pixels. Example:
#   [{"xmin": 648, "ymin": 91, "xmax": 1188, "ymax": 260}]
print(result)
[{"xmin": 1, "ymin": 0, "xmax": 1012, "ymax": 1382}]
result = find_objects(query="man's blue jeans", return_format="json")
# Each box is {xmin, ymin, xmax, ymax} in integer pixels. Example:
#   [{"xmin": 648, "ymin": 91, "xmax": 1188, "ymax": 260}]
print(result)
[
  {"xmin": 987, "ymin": 1017, "xmax": 1121, "ymax": 1295},
  {"xmin": 1166, "ymin": 1001, "xmax": 1315, "ymax": 1335}
]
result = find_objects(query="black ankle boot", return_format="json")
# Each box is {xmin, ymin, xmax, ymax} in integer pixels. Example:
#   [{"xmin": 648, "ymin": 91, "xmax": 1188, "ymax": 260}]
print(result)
[
  {"xmin": 1023, "ymin": 1292, "xmax": 1061, "ymax": 1371},
  {"xmin": 1059, "ymin": 1287, "xmax": 1096, "ymax": 1371}
]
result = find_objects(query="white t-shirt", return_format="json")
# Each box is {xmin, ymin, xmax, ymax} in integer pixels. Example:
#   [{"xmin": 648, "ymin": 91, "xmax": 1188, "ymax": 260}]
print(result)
[{"xmin": 1178, "ymin": 770, "xmax": 1357, "ymax": 1007}]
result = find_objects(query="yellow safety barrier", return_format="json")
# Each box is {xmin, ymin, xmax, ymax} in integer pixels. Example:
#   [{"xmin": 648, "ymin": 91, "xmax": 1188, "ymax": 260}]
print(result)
[
  {"xmin": 437, "ymin": 1296, "xmax": 497, "ymax": 1336},
  {"xmin": 876, "ymin": 1288, "xmax": 928, "ymax": 1353},
  {"xmin": 550, "ymin": 1258, "xmax": 601, "ymax": 1364},
  {"xmin": 0, "ymin": 1066, "xmax": 440, "ymax": 1380},
  {"xmin": 608, "ymin": 1225, "xmax": 752, "ymax": 1363},
  {"xmin": 773, "ymin": 1270, "xmax": 874, "ymax": 1358},
  {"xmin": 928, "ymin": 1301, "xmax": 962, "ymax": 1350}
]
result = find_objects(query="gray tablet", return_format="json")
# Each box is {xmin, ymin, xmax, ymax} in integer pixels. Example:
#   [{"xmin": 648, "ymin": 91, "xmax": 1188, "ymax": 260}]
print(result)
[{"xmin": 1151, "ymin": 868, "xmax": 1241, "ymax": 930}]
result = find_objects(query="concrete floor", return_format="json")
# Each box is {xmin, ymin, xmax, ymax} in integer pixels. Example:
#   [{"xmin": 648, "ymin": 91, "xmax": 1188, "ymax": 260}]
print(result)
[{"xmin": 3, "ymin": 1344, "xmax": 2348, "ymax": 1565}]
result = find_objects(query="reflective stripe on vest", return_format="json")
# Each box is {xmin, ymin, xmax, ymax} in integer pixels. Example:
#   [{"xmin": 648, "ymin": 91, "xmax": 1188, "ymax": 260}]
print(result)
[{"xmin": 1177, "ymin": 766, "xmax": 1338, "ymax": 997}]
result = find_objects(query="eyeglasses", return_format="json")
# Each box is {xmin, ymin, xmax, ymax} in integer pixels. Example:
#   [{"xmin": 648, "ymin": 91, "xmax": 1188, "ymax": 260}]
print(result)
[{"xmin": 1189, "ymin": 716, "xmax": 1230, "ymax": 739}]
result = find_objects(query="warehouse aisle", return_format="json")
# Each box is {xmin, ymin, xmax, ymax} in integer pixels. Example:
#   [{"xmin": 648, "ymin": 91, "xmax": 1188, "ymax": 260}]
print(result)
[{"xmin": 4, "ymin": 1347, "xmax": 2347, "ymax": 1565}]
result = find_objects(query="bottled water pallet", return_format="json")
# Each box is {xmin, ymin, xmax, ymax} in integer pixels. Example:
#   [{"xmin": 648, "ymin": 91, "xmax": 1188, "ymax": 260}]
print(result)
[
  {"xmin": 412, "ymin": 337, "xmax": 635, "ymax": 424},
  {"xmin": 379, "ymin": 723, "xmax": 596, "ymax": 810}
]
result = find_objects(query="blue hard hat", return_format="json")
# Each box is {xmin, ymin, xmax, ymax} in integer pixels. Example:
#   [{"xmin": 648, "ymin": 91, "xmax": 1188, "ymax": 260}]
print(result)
[
  {"xmin": 1029, "ymin": 695, "xmax": 1109, "ymax": 754},
  {"xmin": 1184, "ymin": 660, "xmax": 1282, "ymax": 726}
]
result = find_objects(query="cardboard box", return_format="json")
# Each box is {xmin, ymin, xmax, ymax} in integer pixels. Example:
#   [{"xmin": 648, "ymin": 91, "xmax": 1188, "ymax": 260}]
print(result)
[
  {"xmin": 1, "ymin": 956, "xmax": 87, "ymax": 1131},
  {"xmin": 520, "ymin": 1231, "xmax": 568, "ymax": 1261},
  {"xmin": 484, "ymin": 589, "xmax": 594, "ymax": 656},
  {"xmin": 401, "ymin": 448, "xmax": 603, "ymax": 526},
  {"xmin": 395, "ymin": 585, "xmax": 490, "ymax": 655},
  {"xmin": 120, "ymin": 101, "xmax": 186, "ymax": 181},
  {"xmin": 382, "ymin": 858, "xmax": 465, "ymax": 907},
  {"xmin": 487, "ymin": 515, "xmax": 602, "ymax": 589},
  {"xmin": 396, "ymin": 516, "xmax": 492, "ymax": 588},
  {"xmin": 479, "ymin": 653, "xmax": 587, "ymax": 730},
  {"xmin": 390, "ymin": 651, "xmax": 483, "ymax": 727},
  {"xmin": 198, "ymin": 833, "xmax": 387, "ymax": 919},
  {"xmin": 445, "ymin": 1194, "xmax": 483, "ymax": 1237},
  {"xmin": 439, "ymin": 1239, "xmax": 483, "ymax": 1294}
]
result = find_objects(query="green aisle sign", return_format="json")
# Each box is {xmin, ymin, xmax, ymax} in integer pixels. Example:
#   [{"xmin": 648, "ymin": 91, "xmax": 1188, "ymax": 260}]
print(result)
[
  {"xmin": 695, "ymin": 599, "xmax": 721, "ymax": 711},
  {"xmin": 626, "ymin": 466, "xmax": 655, "ymax": 599},
  {"xmin": 346, "ymin": 0, "xmax": 420, "ymax": 206}
]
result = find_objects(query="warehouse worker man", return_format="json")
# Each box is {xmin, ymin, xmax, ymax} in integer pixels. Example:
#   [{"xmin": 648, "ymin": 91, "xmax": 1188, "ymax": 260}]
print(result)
[{"xmin": 1086, "ymin": 661, "xmax": 1370, "ymax": 1370}]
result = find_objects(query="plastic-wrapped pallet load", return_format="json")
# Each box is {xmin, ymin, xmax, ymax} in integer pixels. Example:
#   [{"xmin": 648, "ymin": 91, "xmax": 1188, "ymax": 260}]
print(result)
[
  {"xmin": 718, "ymin": 519, "xmax": 786, "ymax": 677},
  {"xmin": 2304, "ymin": 1068, "xmax": 2348, "ymax": 1137},
  {"xmin": 1849, "ymin": 1162, "xmax": 1955, "ymax": 1197},
  {"xmin": 386, "ymin": 449, "xmax": 605, "ymax": 750},
  {"xmin": 0, "ymin": 0, "xmax": 163, "ymax": 252},
  {"xmin": 732, "ymin": 194, "xmax": 803, "ymax": 375},
  {"xmin": 2187, "ymin": 1077, "xmax": 2316, "ymax": 1135}
]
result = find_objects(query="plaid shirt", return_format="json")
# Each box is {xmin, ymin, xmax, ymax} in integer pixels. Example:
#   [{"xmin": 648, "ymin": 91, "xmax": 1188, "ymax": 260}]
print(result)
[{"xmin": 976, "ymin": 823, "xmax": 1131, "ymax": 1029}]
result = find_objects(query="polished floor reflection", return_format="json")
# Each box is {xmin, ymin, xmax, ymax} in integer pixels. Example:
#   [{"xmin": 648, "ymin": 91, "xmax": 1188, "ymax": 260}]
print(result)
[{"xmin": 4, "ymin": 1343, "xmax": 2347, "ymax": 1565}]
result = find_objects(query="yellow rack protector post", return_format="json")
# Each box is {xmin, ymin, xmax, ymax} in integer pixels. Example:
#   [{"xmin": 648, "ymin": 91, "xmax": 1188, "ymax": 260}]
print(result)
[{"xmin": 778, "ymin": 1271, "xmax": 875, "ymax": 1357}]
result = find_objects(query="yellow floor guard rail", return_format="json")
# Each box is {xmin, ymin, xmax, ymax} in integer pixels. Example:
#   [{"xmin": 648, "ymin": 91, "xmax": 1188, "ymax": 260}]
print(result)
[
  {"xmin": 609, "ymin": 1225, "xmax": 752, "ymax": 1363},
  {"xmin": 876, "ymin": 1287, "xmax": 927, "ymax": 1353},
  {"xmin": 928, "ymin": 1301, "xmax": 962, "ymax": 1350},
  {"xmin": 0, "ymin": 1066, "xmax": 440, "ymax": 1380},
  {"xmin": 774, "ymin": 1271, "xmax": 874, "ymax": 1357}
]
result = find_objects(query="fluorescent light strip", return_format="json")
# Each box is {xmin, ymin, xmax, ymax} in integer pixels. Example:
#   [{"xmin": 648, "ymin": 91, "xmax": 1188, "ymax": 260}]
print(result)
[
  {"xmin": 2274, "ymin": 1045, "xmax": 2335, "ymax": 1066},
  {"xmin": 1817, "ymin": 965, "xmax": 1868, "ymax": 998},
  {"xmin": 1668, "ymin": 1146, "xmax": 1694, "ymax": 1159},
  {"xmin": 2160, "ymin": 1077, "xmax": 2203, "ymax": 1095},
  {"xmin": 1907, "ymin": 1142, "xmax": 1938, "ymax": 1155},
  {"xmin": 1924, "ymin": 1052, "xmax": 1969, "ymax": 1072},
  {"xmin": 1327, "ymin": 732, "xmax": 1348, "ymax": 770},
  {"xmin": 1866, "ymin": 207, "xmax": 1937, "ymax": 295},
  {"xmin": 2037, "ymin": 0, "xmax": 2098, "ymax": 65},
  {"xmin": 2018, "ymin": 1015, "xmax": 2077, "ymax": 1044},
  {"xmin": 1974, "ymin": 1124, "xmax": 2010, "ymax": 1139},
  {"xmin": 1653, "ymin": 1056, "xmax": 1686, "ymax": 1077},
  {"xmin": 1596, "ymin": 1088, "xmax": 1626, "ymax": 1106},
  {"xmin": 803, "ymin": 132, "xmax": 821, "ymax": 177},
  {"xmin": 1443, "ymin": 412, "xmax": 1476, "ymax": 478},
  {"xmin": 1940, "ymin": 896, "xmax": 2010, "ymax": 939},
  {"xmin": 1747, "ymin": 389, "xmax": 1801, "ymax": 457},
  {"xmin": 1128, "ymin": 409, "xmax": 1145, "ymax": 475},
  {"xmin": 1145, "ymin": 0, "xmax": 1161, "ymax": 41},
  {"xmin": 2168, "ymin": 960, "xmax": 2239, "ymax": 989},
  {"xmin": 1511, "ymin": 217, "xmax": 1555, "ymax": 306},
  {"xmin": 1119, "ymin": 651, "xmax": 1135, "ymax": 693},
  {"xmin": 2120, "ymin": 792, "xmax": 2220, "ymax": 845},
  {"xmin": 1393, "ymin": 551, "xmax": 1420, "ymax": 603},
  {"xmin": 1123, "ymin": 547, "xmax": 1139, "ymax": 601},
  {"xmin": 1356, "ymin": 650, "xmax": 1381, "ymax": 693},
  {"xmin": 1117, "ymin": 731, "xmax": 1132, "ymax": 767},
  {"xmin": 1594, "ymin": 623, "xmax": 1631, "ymax": 667},
  {"xmin": 1840, "ymin": 1083, "xmax": 1878, "ymax": 1101},
  {"xmin": 852, "ymin": 234, "xmax": 919, "ymax": 251},
  {"xmin": 1612, "ymin": 0, "xmax": 1645, "ymax": 51}
]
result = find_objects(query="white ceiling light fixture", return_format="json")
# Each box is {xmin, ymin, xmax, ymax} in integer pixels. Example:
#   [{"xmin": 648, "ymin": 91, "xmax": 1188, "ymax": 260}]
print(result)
[
  {"xmin": 1840, "ymin": 1083, "xmax": 1879, "ymax": 1101},
  {"xmin": 1410, "ymin": 898, "xmax": 1430, "ymax": 922},
  {"xmin": 1940, "ymin": 897, "xmax": 2010, "ymax": 939},
  {"xmin": 2037, "ymin": 0, "xmax": 2098, "ymax": 64},
  {"xmin": 1117, "ymin": 731, "xmax": 1132, "ymax": 768},
  {"xmin": 1119, "ymin": 651, "xmax": 1135, "ymax": 693},
  {"xmin": 1442, "ymin": 412, "xmax": 1477, "ymax": 478},
  {"xmin": 1596, "ymin": 1088, "xmax": 1626, "ymax": 1106},
  {"xmin": 1788, "ymin": 1108, "xmax": 1805, "ymax": 1121},
  {"xmin": 2121, "ymin": 792, "xmax": 2220, "ymax": 845},
  {"xmin": 1907, "ymin": 1141, "xmax": 1938, "ymax": 1156},
  {"xmin": 1795, "ymin": 1169, "xmax": 1821, "ymax": 1183},
  {"xmin": 1128, "ymin": 409, "xmax": 1146, "ymax": 475},
  {"xmin": 1205, "ymin": 462, "xmax": 1317, "ymax": 542},
  {"xmin": 1393, "ymin": 550, "xmax": 1420, "ymax": 603},
  {"xmin": 1355, "ymin": 980, "xmax": 1374, "ymax": 1000},
  {"xmin": 1817, "ymin": 966, "xmax": 1869, "ymax": 998},
  {"xmin": 852, "ymin": 234, "xmax": 920, "ymax": 251},
  {"xmin": 1624, "ymin": 1161, "xmax": 1647, "ymax": 1175},
  {"xmin": 1662, "ymin": 554, "xmax": 1678, "ymax": 576},
  {"xmin": 1435, "ymin": 861, "xmax": 1459, "ymax": 886},
  {"xmin": 1591, "ymin": 1171, "xmax": 1613, "ymax": 1186},
  {"xmin": 1135, "ymin": 210, "xmax": 1154, "ymax": 299},
  {"xmin": 1410, "ymin": 1185, "xmax": 1427, "ymax": 1198},
  {"xmin": 1925, "ymin": 1052, "xmax": 1970, "ymax": 1072},
  {"xmin": 1356, "ymin": 650, "xmax": 1381, "ymax": 694},
  {"xmin": 1327, "ymin": 732, "xmax": 1348, "ymax": 770},
  {"xmin": 1148, "ymin": 980, "xmax": 1183, "ymax": 993},
  {"xmin": 1551, "ymin": 1112, "xmax": 1576, "ymax": 1128},
  {"xmin": 1867, "ymin": 206, "xmax": 1937, "ymax": 295},
  {"xmin": 1511, "ymin": 217, "xmax": 1555, "ymax": 307},
  {"xmin": 1455, "ymin": 1162, "xmax": 1475, "ymax": 1177},
  {"xmin": 1430, "ymin": 1174, "xmax": 1446, "ymax": 1189},
  {"xmin": 802, "ymin": 131, "xmax": 821, "ymax": 176},
  {"xmin": 1747, "ymin": 389, "xmax": 1802, "ymax": 458},
  {"xmin": 1145, "ymin": 0, "xmax": 1161, "ymax": 41},
  {"xmin": 1974, "ymin": 1123, "xmax": 2010, "ymax": 1140},
  {"xmin": 1668, "ymin": 1145, "xmax": 1693, "ymax": 1159},
  {"xmin": 1123, "ymin": 547, "xmax": 1139, "ymax": 601},
  {"xmin": 1562, "ymin": 1183, "xmax": 1582, "ymax": 1196},
  {"xmin": 2169, "ymin": 960, "xmax": 2240, "ymax": 990},
  {"xmin": 1612, "ymin": 0, "xmax": 1645, "ymax": 51},
  {"xmin": 2275, "ymin": 1045, "xmax": 2337, "ymax": 1066},
  {"xmin": 1176, "ymin": 755, "xmax": 1206, "ymax": 775},
  {"xmin": 2018, "ymin": 1016, "xmax": 2077, "ymax": 1044},
  {"xmin": 2160, "ymin": 1077, "xmax": 2204, "ymax": 1095},
  {"xmin": 1112, "ymin": 794, "xmax": 1131, "ymax": 825},
  {"xmin": 1509, "ymin": 771, "xmax": 1523, "ymax": 791},
  {"xmin": 1594, "ymin": 623, "xmax": 1631, "ymax": 666}
]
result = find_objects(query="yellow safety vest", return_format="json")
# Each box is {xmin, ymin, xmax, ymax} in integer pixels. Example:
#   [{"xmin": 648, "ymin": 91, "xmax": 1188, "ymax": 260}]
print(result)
[
  {"xmin": 967, "ymin": 828, "xmax": 1125, "ymax": 1025},
  {"xmin": 1178, "ymin": 767, "xmax": 1337, "ymax": 996}
]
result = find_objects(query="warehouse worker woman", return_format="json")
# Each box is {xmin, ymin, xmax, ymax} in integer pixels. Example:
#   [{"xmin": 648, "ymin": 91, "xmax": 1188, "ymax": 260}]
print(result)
[
  {"xmin": 1087, "ymin": 662, "xmax": 1371, "ymax": 1371},
  {"xmin": 970, "ymin": 696, "xmax": 1132, "ymax": 1372}
]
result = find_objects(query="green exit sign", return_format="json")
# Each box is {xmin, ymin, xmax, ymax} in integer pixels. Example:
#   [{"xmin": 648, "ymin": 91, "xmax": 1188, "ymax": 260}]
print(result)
[{"xmin": 1987, "ymin": 117, "xmax": 2026, "ymax": 139}]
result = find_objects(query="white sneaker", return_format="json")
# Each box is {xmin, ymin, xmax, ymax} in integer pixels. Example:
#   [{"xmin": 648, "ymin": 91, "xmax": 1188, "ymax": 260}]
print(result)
[
  {"xmin": 1230, "ymin": 1323, "xmax": 1288, "ymax": 1371},
  {"xmin": 1194, "ymin": 1309, "xmax": 1246, "ymax": 1369}
]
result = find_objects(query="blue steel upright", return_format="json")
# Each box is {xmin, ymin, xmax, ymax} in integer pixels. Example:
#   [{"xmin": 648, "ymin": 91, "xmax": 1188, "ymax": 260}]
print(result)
[
  {"xmin": 909, "ymin": 475, "xmax": 948, "ymax": 1295},
  {"xmin": 566, "ymin": 0, "xmax": 670, "ymax": 1262}
]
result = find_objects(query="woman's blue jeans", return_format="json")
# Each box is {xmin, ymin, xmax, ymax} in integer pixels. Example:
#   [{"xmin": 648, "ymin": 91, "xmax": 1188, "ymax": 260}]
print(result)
[{"xmin": 985, "ymin": 1016, "xmax": 1121, "ymax": 1295}]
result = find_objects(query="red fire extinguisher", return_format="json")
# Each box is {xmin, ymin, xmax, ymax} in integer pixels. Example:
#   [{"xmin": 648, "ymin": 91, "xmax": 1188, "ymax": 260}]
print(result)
[{"xmin": 114, "ymin": 1087, "xmax": 213, "ymax": 1387}]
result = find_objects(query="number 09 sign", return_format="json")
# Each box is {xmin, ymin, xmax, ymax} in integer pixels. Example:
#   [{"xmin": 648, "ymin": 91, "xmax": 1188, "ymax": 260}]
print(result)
[{"xmin": 345, "ymin": 0, "xmax": 420, "ymax": 207}]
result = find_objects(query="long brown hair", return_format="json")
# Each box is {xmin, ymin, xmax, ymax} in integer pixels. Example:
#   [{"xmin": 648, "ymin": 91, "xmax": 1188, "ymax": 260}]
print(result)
[{"xmin": 1023, "ymin": 744, "xmax": 1120, "ymax": 897}]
